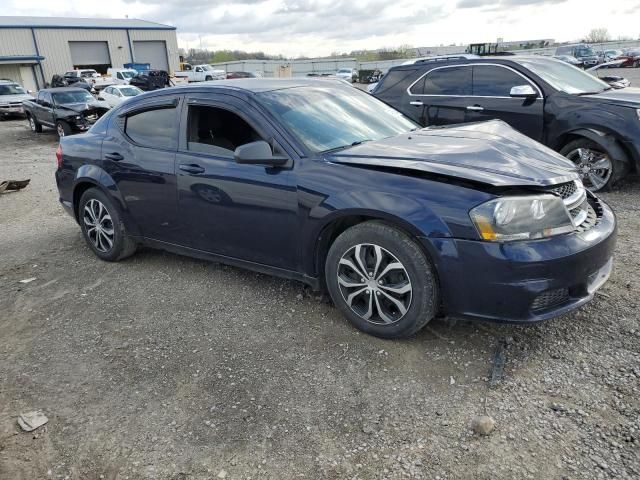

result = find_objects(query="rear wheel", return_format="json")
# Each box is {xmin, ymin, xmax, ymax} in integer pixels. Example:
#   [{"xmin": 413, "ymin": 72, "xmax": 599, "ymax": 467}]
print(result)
[
  {"xmin": 56, "ymin": 120, "xmax": 72, "ymax": 137},
  {"xmin": 79, "ymin": 188, "xmax": 137, "ymax": 262},
  {"xmin": 27, "ymin": 114, "xmax": 42, "ymax": 133},
  {"xmin": 560, "ymin": 138, "xmax": 629, "ymax": 191},
  {"xmin": 325, "ymin": 221, "xmax": 438, "ymax": 339}
]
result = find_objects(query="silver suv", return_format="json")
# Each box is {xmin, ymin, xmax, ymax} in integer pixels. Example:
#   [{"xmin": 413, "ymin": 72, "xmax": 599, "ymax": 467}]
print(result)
[{"xmin": 0, "ymin": 79, "xmax": 33, "ymax": 118}]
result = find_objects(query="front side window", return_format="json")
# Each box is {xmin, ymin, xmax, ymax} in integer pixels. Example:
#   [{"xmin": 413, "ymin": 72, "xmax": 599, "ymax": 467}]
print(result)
[
  {"xmin": 415, "ymin": 66, "xmax": 473, "ymax": 96},
  {"xmin": 125, "ymin": 107, "xmax": 177, "ymax": 149},
  {"xmin": 472, "ymin": 65, "xmax": 535, "ymax": 97},
  {"xmin": 186, "ymin": 105, "xmax": 263, "ymax": 158},
  {"xmin": 257, "ymin": 86, "xmax": 417, "ymax": 153}
]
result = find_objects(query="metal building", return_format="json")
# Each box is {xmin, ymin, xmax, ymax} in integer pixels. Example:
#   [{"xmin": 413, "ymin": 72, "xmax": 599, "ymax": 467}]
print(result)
[{"xmin": 0, "ymin": 16, "xmax": 179, "ymax": 90}]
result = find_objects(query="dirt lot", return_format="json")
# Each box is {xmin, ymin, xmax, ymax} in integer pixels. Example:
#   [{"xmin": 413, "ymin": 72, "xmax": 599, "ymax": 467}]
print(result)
[{"xmin": 0, "ymin": 117, "xmax": 638, "ymax": 480}]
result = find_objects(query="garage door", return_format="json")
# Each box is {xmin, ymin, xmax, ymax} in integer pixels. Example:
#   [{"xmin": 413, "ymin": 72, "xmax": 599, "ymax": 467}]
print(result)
[
  {"xmin": 133, "ymin": 41, "xmax": 168, "ymax": 71},
  {"xmin": 69, "ymin": 41, "xmax": 111, "ymax": 68}
]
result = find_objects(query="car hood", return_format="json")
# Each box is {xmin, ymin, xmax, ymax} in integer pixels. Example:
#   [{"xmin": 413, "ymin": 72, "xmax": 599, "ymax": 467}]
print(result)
[
  {"xmin": 0, "ymin": 93, "xmax": 33, "ymax": 104},
  {"xmin": 57, "ymin": 101, "xmax": 110, "ymax": 113},
  {"xmin": 585, "ymin": 87, "xmax": 640, "ymax": 107},
  {"xmin": 328, "ymin": 120, "xmax": 578, "ymax": 187}
]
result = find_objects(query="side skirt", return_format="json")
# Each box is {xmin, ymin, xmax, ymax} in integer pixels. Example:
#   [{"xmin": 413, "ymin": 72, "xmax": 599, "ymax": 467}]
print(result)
[{"xmin": 139, "ymin": 237, "xmax": 321, "ymax": 290}]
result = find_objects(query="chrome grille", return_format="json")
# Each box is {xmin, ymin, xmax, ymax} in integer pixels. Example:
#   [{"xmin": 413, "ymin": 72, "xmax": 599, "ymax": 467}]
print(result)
[
  {"xmin": 549, "ymin": 181, "xmax": 577, "ymax": 200},
  {"xmin": 548, "ymin": 180, "xmax": 592, "ymax": 230}
]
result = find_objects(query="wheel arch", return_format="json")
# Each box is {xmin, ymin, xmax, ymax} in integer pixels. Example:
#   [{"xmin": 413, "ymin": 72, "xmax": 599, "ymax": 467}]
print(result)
[
  {"xmin": 311, "ymin": 211, "xmax": 440, "ymax": 291},
  {"xmin": 553, "ymin": 128, "xmax": 634, "ymax": 172}
]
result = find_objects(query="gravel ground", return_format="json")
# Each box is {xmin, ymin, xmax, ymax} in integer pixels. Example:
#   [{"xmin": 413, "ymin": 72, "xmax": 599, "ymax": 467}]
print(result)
[{"xmin": 0, "ymin": 118, "xmax": 638, "ymax": 480}]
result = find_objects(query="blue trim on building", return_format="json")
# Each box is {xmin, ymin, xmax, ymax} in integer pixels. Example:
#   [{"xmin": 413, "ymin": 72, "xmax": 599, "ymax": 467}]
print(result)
[
  {"xmin": 0, "ymin": 55, "xmax": 45, "ymax": 61},
  {"xmin": 30, "ymin": 28, "xmax": 45, "ymax": 89},
  {"xmin": 0, "ymin": 25, "xmax": 176, "ymax": 31},
  {"xmin": 126, "ymin": 29, "xmax": 135, "ymax": 63}
]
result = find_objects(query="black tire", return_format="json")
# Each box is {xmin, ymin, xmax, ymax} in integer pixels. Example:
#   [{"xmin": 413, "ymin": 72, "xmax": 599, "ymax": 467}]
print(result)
[
  {"xmin": 205, "ymin": 75, "xmax": 213, "ymax": 81},
  {"xmin": 325, "ymin": 221, "xmax": 438, "ymax": 339},
  {"xmin": 56, "ymin": 120, "xmax": 72, "ymax": 137},
  {"xmin": 560, "ymin": 138, "xmax": 629, "ymax": 192},
  {"xmin": 27, "ymin": 113, "xmax": 42, "ymax": 133},
  {"xmin": 78, "ymin": 188, "xmax": 137, "ymax": 262}
]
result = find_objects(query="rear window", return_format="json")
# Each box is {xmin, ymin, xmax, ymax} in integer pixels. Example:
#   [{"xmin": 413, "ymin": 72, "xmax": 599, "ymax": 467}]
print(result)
[{"xmin": 414, "ymin": 66, "xmax": 472, "ymax": 96}]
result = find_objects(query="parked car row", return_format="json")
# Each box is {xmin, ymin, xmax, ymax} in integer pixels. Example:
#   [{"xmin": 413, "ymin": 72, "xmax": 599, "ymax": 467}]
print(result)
[{"xmin": 554, "ymin": 44, "xmax": 640, "ymax": 69}]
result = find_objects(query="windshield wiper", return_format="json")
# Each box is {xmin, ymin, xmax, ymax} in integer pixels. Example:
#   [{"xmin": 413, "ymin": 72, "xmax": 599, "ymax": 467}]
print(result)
[{"xmin": 322, "ymin": 139, "xmax": 372, "ymax": 154}]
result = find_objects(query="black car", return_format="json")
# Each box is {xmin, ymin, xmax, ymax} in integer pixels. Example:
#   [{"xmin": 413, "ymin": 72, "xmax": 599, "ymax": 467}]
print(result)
[
  {"xmin": 373, "ymin": 56, "xmax": 640, "ymax": 191},
  {"xmin": 22, "ymin": 87, "xmax": 110, "ymax": 137},
  {"xmin": 227, "ymin": 71, "xmax": 257, "ymax": 79},
  {"xmin": 55, "ymin": 80, "xmax": 616, "ymax": 339},
  {"xmin": 555, "ymin": 44, "xmax": 600, "ymax": 68},
  {"xmin": 129, "ymin": 70, "xmax": 170, "ymax": 91}
]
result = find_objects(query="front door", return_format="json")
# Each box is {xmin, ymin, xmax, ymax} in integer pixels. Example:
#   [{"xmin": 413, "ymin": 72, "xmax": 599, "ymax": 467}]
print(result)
[
  {"xmin": 100, "ymin": 95, "xmax": 182, "ymax": 243},
  {"xmin": 176, "ymin": 95, "xmax": 298, "ymax": 270},
  {"xmin": 464, "ymin": 64, "xmax": 544, "ymax": 141}
]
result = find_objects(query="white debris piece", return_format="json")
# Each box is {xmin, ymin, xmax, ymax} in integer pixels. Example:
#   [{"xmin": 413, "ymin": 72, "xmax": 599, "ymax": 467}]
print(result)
[
  {"xmin": 19, "ymin": 278, "xmax": 37, "ymax": 284},
  {"xmin": 18, "ymin": 411, "xmax": 48, "ymax": 432}
]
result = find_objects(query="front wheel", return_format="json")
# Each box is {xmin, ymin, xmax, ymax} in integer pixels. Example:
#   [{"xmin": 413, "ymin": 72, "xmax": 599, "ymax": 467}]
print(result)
[
  {"xmin": 325, "ymin": 221, "xmax": 438, "ymax": 339},
  {"xmin": 560, "ymin": 138, "xmax": 629, "ymax": 191},
  {"xmin": 79, "ymin": 188, "xmax": 137, "ymax": 262},
  {"xmin": 56, "ymin": 120, "xmax": 72, "ymax": 137}
]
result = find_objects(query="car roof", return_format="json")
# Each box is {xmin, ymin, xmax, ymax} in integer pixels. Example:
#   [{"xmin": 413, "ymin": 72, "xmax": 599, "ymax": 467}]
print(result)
[
  {"xmin": 0, "ymin": 79, "xmax": 18, "ymax": 84},
  {"xmin": 387, "ymin": 55, "xmax": 558, "ymax": 71},
  {"xmin": 174, "ymin": 77, "xmax": 355, "ymax": 93},
  {"xmin": 40, "ymin": 87, "xmax": 89, "ymax": 93}
]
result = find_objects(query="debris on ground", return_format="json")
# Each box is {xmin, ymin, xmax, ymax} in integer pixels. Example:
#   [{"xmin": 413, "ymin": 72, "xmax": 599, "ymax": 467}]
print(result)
[
  {"xmin": 0, "ymin": 179, "xmax": 30, "ymax": 193},
  {"xmin": 18, "ymin": 277, "xmax": 37, "ymax": 284},
  {"xmin": 17, "ymin": 411, "xmax": 48, "ymax": 432},
  {"xmin": 471, "ymin": 415, "xmax": 495, "ymax": 436}
]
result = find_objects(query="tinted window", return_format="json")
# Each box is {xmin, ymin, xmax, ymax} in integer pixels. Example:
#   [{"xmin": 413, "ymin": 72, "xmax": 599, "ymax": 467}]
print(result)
[
  {"xmin": 556, "ymin": 46, "xmax": 571, "ymax": 55},
  {"xmin": 421, "ymin": 66, "xmax": 472, "ymax": 95},
  {"xmin": 125, "ymin": 107, "xmax": 177, "ymax": 149},
  {"xmin": 375, "ymin": 68, "xmax": 418, "ymax": 97},
  {"xmin": 472, "ymin": 65, "xmax": 533, "ymax": 97}
]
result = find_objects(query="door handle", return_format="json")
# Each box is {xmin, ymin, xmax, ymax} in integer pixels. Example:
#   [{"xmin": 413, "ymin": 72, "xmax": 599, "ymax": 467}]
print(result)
[
  {"xmin": 104, "ymin": 152, "xmax": 124, "ymax": 161},
  {"xmin": 410, "ymin": 101, "xmax": 424, "ymax": 106},
  {"xmin": 179, "ymin": 163, "xmax": 205, "ymax": 174},
  {"xmin": 466, "ymin": 105, "xmax": 484, "ymax": 111}
]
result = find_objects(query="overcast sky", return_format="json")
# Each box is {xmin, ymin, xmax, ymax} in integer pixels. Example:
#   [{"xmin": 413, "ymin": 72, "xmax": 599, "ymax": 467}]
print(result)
[{"xmin": 4, "ymin": 0, "xmax": 639, "ymax": 57}]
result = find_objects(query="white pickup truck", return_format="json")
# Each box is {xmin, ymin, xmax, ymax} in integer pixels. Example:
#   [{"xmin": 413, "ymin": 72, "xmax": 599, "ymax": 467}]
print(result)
[
  {"xmin": 106, "ymin": 68, "xmax": 139, "ymax": 85},
  {"xmin": 174, "ymin": 64, "xmax": 226, "ymax": 82}
]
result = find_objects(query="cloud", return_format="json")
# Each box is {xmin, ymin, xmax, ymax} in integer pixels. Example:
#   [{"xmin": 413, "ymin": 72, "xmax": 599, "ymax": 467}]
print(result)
[{"xmin": 458, "ymin": 0, "xmax": 567, "ymax": 7}]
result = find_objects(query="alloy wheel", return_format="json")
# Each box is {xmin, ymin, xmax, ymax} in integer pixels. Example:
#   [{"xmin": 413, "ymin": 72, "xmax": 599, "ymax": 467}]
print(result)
[
  {"xmin": 57, "ymin": 123, "xmax": 65, "ymax": 137},
  {"xmin": 28, "ymin": 116, "xmax": 35, "ymax": 131},
  {"xmin": 566, "ymin": 147, "xmax": 612, "ymax": 191},
  {"xmin": 83, "ymin": 199, "xmax": 115, "ymax": 253},
  {"xmin": 337, "ymin": 243, "xmax": 412, "ymax": 325}
]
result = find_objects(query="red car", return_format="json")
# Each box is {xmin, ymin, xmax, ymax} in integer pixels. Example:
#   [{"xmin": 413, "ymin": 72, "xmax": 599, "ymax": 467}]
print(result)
[{"xmin": 618, "ymin": 50, "xmax": 640, "ymax": 68}]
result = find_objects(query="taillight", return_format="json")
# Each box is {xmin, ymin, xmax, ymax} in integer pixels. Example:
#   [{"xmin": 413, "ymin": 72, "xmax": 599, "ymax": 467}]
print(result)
[{"xmin": 56, "ymin": 144, "xmax": 63, "ymax": 169}]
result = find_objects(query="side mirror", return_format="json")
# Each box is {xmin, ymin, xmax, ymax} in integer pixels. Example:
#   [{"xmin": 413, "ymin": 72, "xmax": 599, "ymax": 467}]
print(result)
[
  {"xmin": 510, "ymin": 85, "xmax": 538, "ymax": 98},
  {"xmin": 234, "ymin": 141, "xmax": 288, "ymax": 166}
]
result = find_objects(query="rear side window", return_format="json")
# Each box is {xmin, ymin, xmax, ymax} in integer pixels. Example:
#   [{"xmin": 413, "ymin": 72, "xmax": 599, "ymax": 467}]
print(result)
[
  {"xmin": 375, "ymin": 68, "xmax": 419, "ymax": 97},
  {"xmin": 418, "ymin": 66, "xmax": 472, "ymax": 96},
  {"xmin": 472, "ymin": 65, "xmax": 533, "ymax": 97},
  {"xmin": 125, "ymin": 107, "xmax": 178, "ymax": 149}
]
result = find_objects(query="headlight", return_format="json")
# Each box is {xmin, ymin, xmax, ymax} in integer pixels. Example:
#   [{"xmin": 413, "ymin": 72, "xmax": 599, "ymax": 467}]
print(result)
[
  {"xmin": 470, "ymin": 195, "xmax": 574, "ymax": 241},
  {"xmin": 75, "ymin": 115, "xmax": 82, "ymax": 120}
]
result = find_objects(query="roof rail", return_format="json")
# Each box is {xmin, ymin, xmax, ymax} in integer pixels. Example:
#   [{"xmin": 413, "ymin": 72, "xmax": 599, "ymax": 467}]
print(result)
[{"xmin": 408, "ymin": 54, "xmax": 480, "ymax": 65}]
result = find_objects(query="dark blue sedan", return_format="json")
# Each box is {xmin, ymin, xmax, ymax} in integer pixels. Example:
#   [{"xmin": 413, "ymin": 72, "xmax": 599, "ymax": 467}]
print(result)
[{"xmin": 55, "ymin": 79, "xmax": 616, "ymax": 338}]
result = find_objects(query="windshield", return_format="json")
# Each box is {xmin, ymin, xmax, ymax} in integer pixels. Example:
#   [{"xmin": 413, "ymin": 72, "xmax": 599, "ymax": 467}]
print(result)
[
  {"xmin": 52, "ymin": 90, "xmax": 94, "ymax": 104},
  {"xmin": 121, "ymin": 71, "xmax": 136, "ymax": 79},
  {"xmin": 575, "ymin": 47, "xmax": 596, "ymax": 57},
  {"xmin": 337, "ymin": 69, "xmax": 351, "ymax": 73},
  {"xmin": 257, "ymin": 86, "xmax": 417, "ymax": 153},
  {"xmin": 119, "ymin": 86, "xmax": 142, "ymax": 97},
  {"xmin": 516, "ymin": 58, "xmax": 610, "ymax": 95},
  {"xmin": 201, "ymin": 65, "xmax": 213, "ymax": 71},
  {"xmin": 0, "ymin": 84, "xmax": 26, "ymax": 95}
]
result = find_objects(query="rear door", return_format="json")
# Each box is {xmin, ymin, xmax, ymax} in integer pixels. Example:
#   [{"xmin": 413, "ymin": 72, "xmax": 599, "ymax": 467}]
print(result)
[
  {"xmin": 465, "ymin": 64, "xmax": 544, "ymax": 141},
  {"xmin": 406, "ymin": 65, "xmax": 473, "ymax": 126},
  {"xmin": 100, "ymin": 95, "xmax": 183, "ymax": 243}
]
